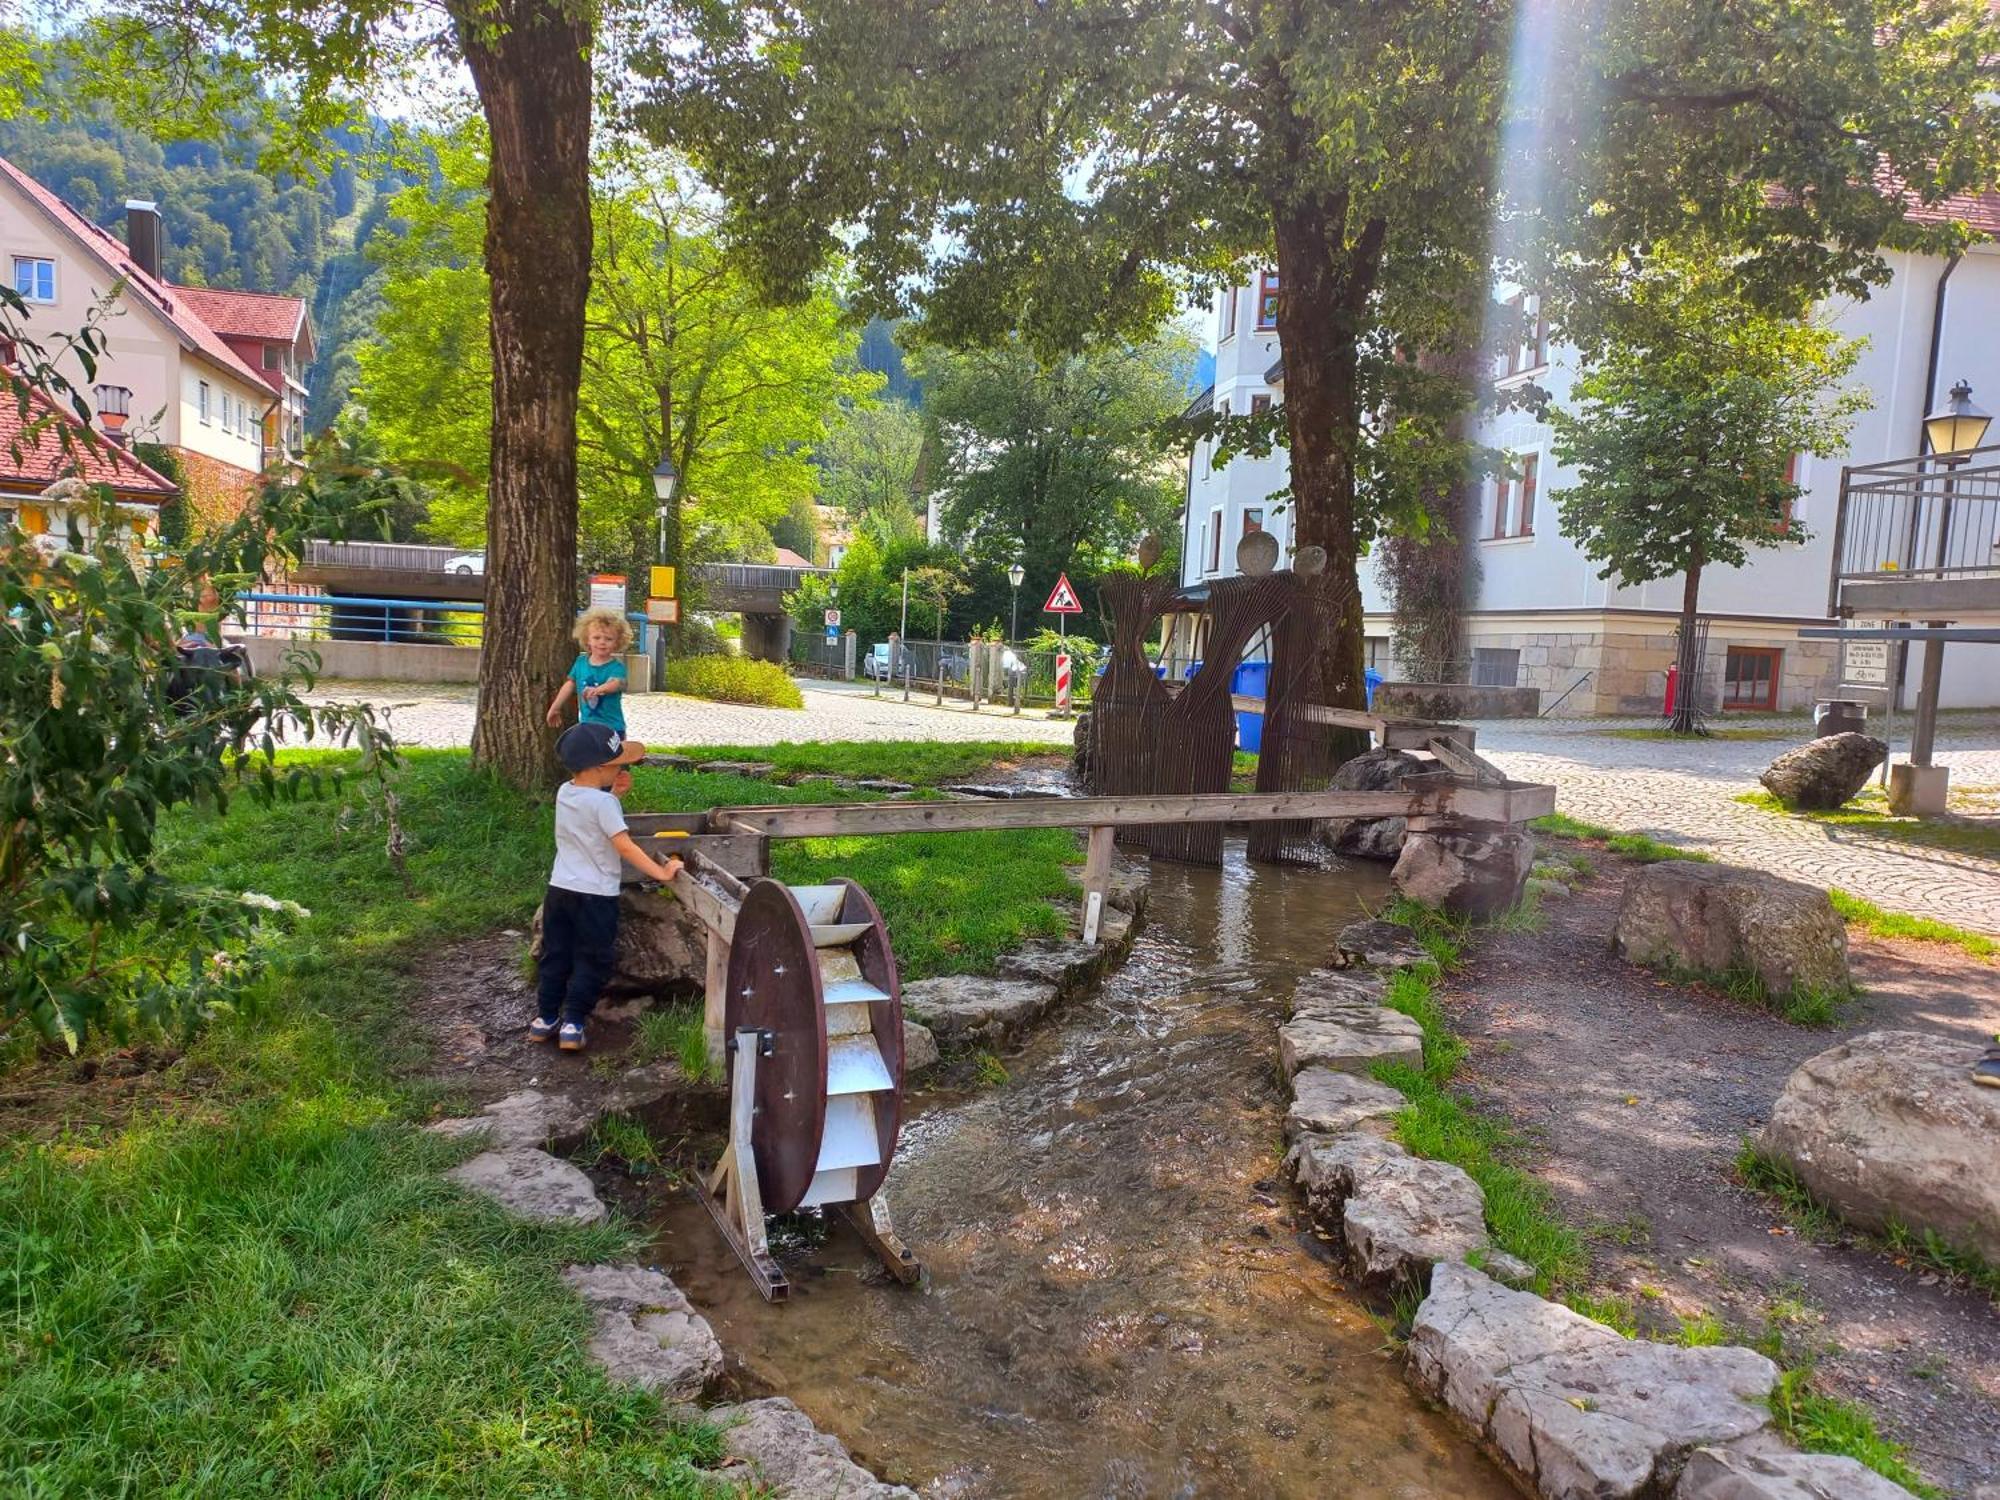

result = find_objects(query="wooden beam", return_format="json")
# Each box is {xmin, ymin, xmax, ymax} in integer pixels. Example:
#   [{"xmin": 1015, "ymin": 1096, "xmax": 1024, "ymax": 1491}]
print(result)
[
  {"xmin": 706, "ymin": 785, "xmax": 1550, "ymax": 839},
  {"xmin": 666, "ymin": 865, "xmax": 739, "ymax": 943},
  {"xmin": 1080, "ymin": 824, "xmax": 1115, "ymax": 943}
]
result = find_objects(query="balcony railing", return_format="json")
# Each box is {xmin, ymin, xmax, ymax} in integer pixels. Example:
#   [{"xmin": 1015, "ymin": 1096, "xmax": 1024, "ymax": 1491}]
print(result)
[{"xmin": 1830, "ymin": 445, "xmax": 2000, "ymax": 613}]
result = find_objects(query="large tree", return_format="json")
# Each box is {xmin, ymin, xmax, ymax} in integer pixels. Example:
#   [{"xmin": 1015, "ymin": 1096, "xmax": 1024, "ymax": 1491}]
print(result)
[
  {"xmin": 912, "ymin": 332, "xmax": 1194, "ymax": 589},
  {"xmin": 1547, "ymin": 246, "xmax": 1867, "ymax": 733},
  {"xmin": 649, "ymin": 0, "xmax": 2000, "ymax": 717}
]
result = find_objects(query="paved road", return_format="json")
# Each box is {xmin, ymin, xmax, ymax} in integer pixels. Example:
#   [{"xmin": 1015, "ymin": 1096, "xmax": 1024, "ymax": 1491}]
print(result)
[
  {"xmin": 312, "ymin": 679, "xmax": 1999, "ymax": 934},
  {"xmin": 1475, "ymin": 715, "xmax": 2000, "ymax": 937}
]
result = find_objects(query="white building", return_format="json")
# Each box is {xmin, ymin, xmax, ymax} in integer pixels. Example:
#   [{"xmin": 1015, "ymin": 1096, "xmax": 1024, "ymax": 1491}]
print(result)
[{"xmin": 1181, "ymin": 230, "xmax": 2000, "ymax": 714}]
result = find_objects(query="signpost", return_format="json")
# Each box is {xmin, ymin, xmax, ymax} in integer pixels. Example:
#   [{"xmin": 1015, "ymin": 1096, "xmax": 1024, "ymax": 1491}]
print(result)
[
  {"xmin": 1044, "ymin": 573, "xmax": 1082, "ymax": 717},
  {"xmin": 1842, "ymin": 624, "xmax": 1889, "ymax": 687},
  {"xmin": 824, "ymin": 608, "xmax": 841, "ymax": 628},
  {"xmin": 590, "ymin": 573, "xmax": 628, "ymax": 615}
]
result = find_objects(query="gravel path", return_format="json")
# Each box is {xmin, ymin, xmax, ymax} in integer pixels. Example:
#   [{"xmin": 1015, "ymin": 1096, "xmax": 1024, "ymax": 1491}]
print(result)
[{"xmin": 1447, "ymin": 853, "xmax": 2000, "ymax": 1499}]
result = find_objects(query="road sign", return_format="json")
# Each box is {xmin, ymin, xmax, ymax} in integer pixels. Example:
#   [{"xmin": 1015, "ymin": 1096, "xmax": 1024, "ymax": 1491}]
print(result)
[
  {"xmin": 825, "ymin": 626, "xmax": 839, "ymax": 643},
  {"xmin": 650, "ymin": 565, "xmax": 677, "ymax": 599},
  {"xmin": 824, "ymin": 608, "xmax": 842, "ymax": 628},
  {"xmin": 590, "ymin": 573, "xmax": 627, "ymax": 614},
  {"xmin": 646, "ymin": 596, "xmax": 681, "ymax": 624},
  {"xmin": 1843, "ymin": 621, "xmax": 1889, "ymax": 686},
  {"xmin": 1043, "ymin": 573, "xmax": 1082, "ymax": 614}
]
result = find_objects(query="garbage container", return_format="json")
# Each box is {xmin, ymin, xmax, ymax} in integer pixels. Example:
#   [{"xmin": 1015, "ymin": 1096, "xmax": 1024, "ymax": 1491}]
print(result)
[
  {"xmin": 1814, "ymin": 699, "xmax": 1867, "ymax": 738},
  {"xmin": 1232, "ymin": 660, "xmax": 1270, "ymax": 754},
  {"xmin": 1364, "ymin": 667, "xmax": 1383, "ymax": 710}
]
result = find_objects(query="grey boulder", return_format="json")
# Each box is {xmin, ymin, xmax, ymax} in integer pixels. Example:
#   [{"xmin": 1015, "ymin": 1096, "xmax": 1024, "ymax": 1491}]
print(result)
[
  {"xmin": 1410, "ymin": 1262, "xmax": 1779, "ymax": 1500},
  {"xmin": 533, "ymin": 885, "xmax": 706, "ymax": 996},
  {"xmin": 710, "ymin": 1397, "xmax": 918, "ymax": 1499},
  {"xmin": 446, "ymin": 1148, "xmax": 606, "ymax": 1224},
  {"xmin": 1392, "ymin": 821, "xmax": 1535, "ymax": 918},
  {"xmin": 899, "ymin": 975, "xmax": 1057, "ymax": 1047},
  {"xmin": 1757, "ymin": 1029, "xmax": 2000, "ymax": 1261},
  {"xmin": 1758, "ymin": 733, "xmax": 1887, "ymax": 811},
  {"xmin": 1284, "ymin": 1067, "xmax": 1406, "ymax": 1141},
  {"xmin": 1323, "ymin": 748, "xmax": 1427, "ymax": 860},
  {"xmin": 1614, "ymin": 861, "xmax": 1849, "ymax": 1001},
  {"xmin": 562, "ymin": 1263, "xmax": 722, "ymax": 1401},
  {"xmin": 901, "ymin": 1018, "xmax": 940, "ymax": 1076},
  {"xmin": 1290, "ymin": 967, "xmax": 1388, "ymax": 1017},
  {"xmin": 1277, "ymin": 1008, "xmax": 1425, "ymax": 1078},
  {"xmin": 1676, "ymin": 1443, "xmax": 1922, "ymax": 1499},
  {"xmin": 1336, "ymin": 919, "xmax": 1434, "ymax": 971},
  {"xmin": 1287, "ymin": 1131, "xmax": 1487, "ymax": 1283}
]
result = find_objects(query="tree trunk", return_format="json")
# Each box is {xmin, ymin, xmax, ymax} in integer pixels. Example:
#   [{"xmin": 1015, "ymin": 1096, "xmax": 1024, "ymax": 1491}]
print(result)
[
  {"xmin": 459, "ymin": 0, "xmax": 594, "ymax": 790},
  {"xmin": 1272, "ymin": 194, "xmax": 1382, "ymax": 760},
  {"xmin": 1669, "ymin": 549, "xmax": 1706, "ymax": 735}
]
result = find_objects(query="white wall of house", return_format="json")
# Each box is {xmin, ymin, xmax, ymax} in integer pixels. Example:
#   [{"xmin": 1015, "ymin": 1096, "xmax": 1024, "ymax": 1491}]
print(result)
[{"xmin": 1189, "ymin": 250, "xmax": 2000, "ymax": 710}]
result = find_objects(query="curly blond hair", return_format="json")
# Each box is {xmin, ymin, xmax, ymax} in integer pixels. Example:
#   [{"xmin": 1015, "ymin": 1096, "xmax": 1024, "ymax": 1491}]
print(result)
[{"xmin": 572, "ymin": 606, "xmax": 634, "ymax": 653}]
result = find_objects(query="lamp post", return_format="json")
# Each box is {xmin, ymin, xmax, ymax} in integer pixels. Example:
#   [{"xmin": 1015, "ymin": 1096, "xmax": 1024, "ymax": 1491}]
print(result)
[
  {"xmin": 1007, "ymin": 560, "xmax": 1025, "ymax": 644},
  {"xmin": 651, "ymin": 453, "xmax": 680, "ymax": 565},
  {"xmin": 1905, "ymin": 381, "xmax": 1990, "ymax": 780}
]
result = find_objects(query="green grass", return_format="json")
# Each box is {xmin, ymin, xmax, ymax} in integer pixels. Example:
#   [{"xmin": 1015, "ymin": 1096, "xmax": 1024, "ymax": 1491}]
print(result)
[
  {"xmin": 1825, "ymin": 889, "xmax": 1997, "ymax": 962},
  {"xmin": 1644, "ymin": 958, "xmax": 1853, "ymax": 1028},
  {"xmin": 1736, "ymin": 787, "xmax": 2000, "ymax": 860},
  {"xmin": 666, "ymin": 739, "xmax": 1061, "ymax": 786},
  {"xmin": 665, "ymin": 653, "xmax": 805, "ymax": 709},
  {"xmin": 1769, "ymin": 1367, "xmax": 1940, "ymax": 1498},
  {"xmin": 1675, "ymin": 1311, "xmax": 1729, "ymax": 1347},
  {"xmin": 589, "ymin": 1111, "xmax": 663, "ymax": 1171},
  {"xmin": 4, "ymin": 738, "xmax": 1067, "ymax": 1493},
  {"xmin": 1529, "ymin": 812, "xmax": 1713, "ymax": 863},
  {"xmin": 634, "ymin": 1003, "xmax": 716, "ymax": 1085}
]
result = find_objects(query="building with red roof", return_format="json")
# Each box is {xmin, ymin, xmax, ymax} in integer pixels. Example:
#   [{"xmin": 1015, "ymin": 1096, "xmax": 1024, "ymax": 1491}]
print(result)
[{"xmin": 0, "ymin": 151, "xmax": 315, "ymax": 536}]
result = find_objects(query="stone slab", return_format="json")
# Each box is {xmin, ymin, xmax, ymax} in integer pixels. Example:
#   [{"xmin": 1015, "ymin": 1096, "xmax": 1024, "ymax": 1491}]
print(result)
[
  {"xmin": 1290, "ymin": 967, "xmax": 1389, "ymax": 1018},
  {"xmin": 562, "ymin": 1263, "xmax": 722, "ymax": 1402},
  {"xmin": 1278, "ymin": 1010, "xmax": 1424, "ymax": 1078},
  {"xmin": 1284, "ymin": 1067, "xmax": 1406, "ymax": 1141},
  {"xmin": 1287, "ymin": 1131, "xmax": 1487, "ymax": 1283},
  {"xmin": 710, "ymin": 1397, "xmax": 918, "ymax": 1499},
  {"xmin": 696, "ymin": 759, "xmax": 777, "ymax": 777},
  {"xmin": 899, "ymin": 975, "xmax": 1059, "ymax": 1047},
  {"xmin": 446, "ymin": 1148, "xmax": 607, "ymax": 1224},
  {"xmin": 1676, "ymin": 1443, "xmax": 1920, "ymax": 1499},
  {"xmin": 1336, "ymin": 919, "xmax": 1435, "ymax": 971}
]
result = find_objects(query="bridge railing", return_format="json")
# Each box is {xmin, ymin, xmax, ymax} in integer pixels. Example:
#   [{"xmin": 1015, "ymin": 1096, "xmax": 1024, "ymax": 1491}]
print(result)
[
  {"xmin": 691, "ymin": 561, "xmax": 834, "ymax": 595},
  {"xmin": 303, "ymin": 539, "xmax": 478, "ymax": 574},
  {"xmin": 232, "ymin": 591, "xmax": 486, "ymax": 647}
]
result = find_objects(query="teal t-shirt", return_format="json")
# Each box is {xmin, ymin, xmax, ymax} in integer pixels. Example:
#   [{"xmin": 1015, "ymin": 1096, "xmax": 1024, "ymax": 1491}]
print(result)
[{"xmin": 569, "ymin": 654, "xmax": 626, "ymax": 731}]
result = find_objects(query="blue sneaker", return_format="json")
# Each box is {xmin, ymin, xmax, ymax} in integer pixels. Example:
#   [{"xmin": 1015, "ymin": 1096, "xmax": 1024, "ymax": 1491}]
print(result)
[
  {"xmin": 558, "ymin": 1021, "xmax": 587, "ymax": 1053},
  {"xmin": 527, "ymin": 1016, "xmax": 558, "ymax": 1044}
]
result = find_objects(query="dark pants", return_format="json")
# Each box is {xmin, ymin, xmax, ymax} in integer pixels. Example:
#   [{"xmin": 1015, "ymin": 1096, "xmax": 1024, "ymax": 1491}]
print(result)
[{"xmin": 538, "ymin": 885, "xmax": 620, "ymax": 1025}]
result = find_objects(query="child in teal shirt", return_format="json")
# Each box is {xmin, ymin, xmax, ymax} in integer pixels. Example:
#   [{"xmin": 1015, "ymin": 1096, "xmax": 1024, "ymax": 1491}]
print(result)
[{"xmin": 546, "ymin": 607, "xmax": 633, "ymax": 733}]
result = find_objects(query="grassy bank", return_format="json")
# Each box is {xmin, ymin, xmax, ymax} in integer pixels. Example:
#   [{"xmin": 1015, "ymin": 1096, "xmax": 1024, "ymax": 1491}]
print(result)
[
  {"xmin": 1735, "ymin": 787, "xmax": 2000, "ymax": 860},
  {"xmin": 3, "ymin": 742, "xmax": 1075, "ymax": 1493}
]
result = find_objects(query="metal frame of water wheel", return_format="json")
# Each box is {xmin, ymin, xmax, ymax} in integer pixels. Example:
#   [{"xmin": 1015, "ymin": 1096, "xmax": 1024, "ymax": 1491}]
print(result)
[{"xmin": 694, "ymin": 876, "xmax": 921, "ymax": 1302}]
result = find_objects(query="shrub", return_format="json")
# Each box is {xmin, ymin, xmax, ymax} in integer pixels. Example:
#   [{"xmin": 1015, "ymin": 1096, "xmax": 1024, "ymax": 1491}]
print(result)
[{"xmin": 665, "ymin": 653, "xmax": 803, "ymax": 709}]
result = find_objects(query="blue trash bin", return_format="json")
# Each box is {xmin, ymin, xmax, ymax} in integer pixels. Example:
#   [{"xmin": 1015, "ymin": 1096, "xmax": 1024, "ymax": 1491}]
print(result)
[
  {"xmin": 1364, "ymin": 667, "xmax": 1383, "ymax": 709},
  {"xmin": 1232, "ymin": 660, "xmax": 1270, "ymax": 754}
]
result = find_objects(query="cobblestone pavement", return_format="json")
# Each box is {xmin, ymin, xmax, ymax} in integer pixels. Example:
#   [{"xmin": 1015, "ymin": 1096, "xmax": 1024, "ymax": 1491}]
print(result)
[
  {"xmin": 309, "ymin": 679, "xmax": 1999, "ymax": 934},
  {"xmin": 307, "ymin": 678, "xmax": 1079, "ymax": 751},
  {"xmin": 1474, "ymin": 714, "xmax": 2000, "ymax": 937}
]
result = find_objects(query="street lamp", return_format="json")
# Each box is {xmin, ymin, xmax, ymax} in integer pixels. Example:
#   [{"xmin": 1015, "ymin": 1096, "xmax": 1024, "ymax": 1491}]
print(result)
[
  {"xmin": 1923, "ymin": 379, "xmax": 1991, "ymax": 458},
  {"xmin": 1007, "ymin": 561, "xmax": 1025, "ymax": 643},
  {"xmin": 652, "ymin": 452, "xmax": 680, "ymax": 563}
]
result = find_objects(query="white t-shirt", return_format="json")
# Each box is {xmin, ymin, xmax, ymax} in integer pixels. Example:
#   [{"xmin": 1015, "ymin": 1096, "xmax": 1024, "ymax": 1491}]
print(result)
[{"xmin": 550, "ymin": 782, "xmax": 629, "ymax": 897}]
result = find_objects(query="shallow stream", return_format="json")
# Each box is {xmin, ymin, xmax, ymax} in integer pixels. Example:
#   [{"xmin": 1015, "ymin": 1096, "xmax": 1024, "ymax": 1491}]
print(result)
[{"xmin": 653, "ymin": 842, "xmax": 1511, "ymax": 1498}]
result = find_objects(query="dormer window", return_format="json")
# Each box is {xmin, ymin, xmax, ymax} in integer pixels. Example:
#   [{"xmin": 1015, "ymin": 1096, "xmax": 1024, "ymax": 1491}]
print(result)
[{"xmin": 263, "ymin": 343, "xmax": 280, "ymax": 369}]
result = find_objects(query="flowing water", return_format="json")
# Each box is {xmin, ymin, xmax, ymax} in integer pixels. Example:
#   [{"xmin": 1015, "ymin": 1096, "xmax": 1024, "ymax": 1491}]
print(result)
[{"xmin": 652, "ymin": 842, "xmax": 1512, "ymax": 1498}]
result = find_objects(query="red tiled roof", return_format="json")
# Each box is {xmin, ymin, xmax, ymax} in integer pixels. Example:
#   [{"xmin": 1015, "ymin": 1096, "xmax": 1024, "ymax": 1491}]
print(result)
[
  {"xmin": 171, "ymin": 283, "xmax": 308, "ymax": 345},
  {"xmin": 1896, "ymin": 189, "xmax": 2000, "ymax": 237},
  {"xmin": 1, "ymin": 386, "xmax": 176, "ymax": 497},
  {"xmin": 0, "ymin": 154, "xmax": 271, "ymax": 391},
  {"xmin": 772, "ymin": 546, "xmax": 815, "ymax": 568}
]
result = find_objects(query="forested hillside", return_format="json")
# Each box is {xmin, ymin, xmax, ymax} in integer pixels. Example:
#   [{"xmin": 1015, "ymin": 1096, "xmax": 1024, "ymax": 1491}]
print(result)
[{"xmin": 0, "ymin": 110, "xmax": 424, "ymax": 430}]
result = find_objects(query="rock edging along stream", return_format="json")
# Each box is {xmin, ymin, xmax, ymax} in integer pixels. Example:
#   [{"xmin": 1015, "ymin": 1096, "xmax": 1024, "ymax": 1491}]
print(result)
[
  {"xmin": 424, "ymin": 852, "xmax": 1150, "ymax": 1497},
  {"xmin": 1278, "ymin": 920, "xmax": 1923, "ymax": 1500}
]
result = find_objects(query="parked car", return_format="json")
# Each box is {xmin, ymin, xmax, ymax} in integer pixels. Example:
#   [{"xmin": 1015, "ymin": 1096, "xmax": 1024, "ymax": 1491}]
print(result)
[
  {"xmin": 864, "ymin": 642, "xmax": 897, "ymax": 680},
  {"xmin": 443, "ymin": 552, "xmax": 485, "ymax": 576}
]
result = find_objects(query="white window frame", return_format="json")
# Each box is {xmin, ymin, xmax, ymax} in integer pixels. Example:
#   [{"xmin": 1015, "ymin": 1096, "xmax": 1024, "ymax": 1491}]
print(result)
[
  {"xmin": 12, "ymin": 256, "xmax": 55, "ymax": 304},
  {"xmin": 198, "ymin": 380, "xmax": 211, "ymax": 425},
  {"xmin": 1220, "ymin": 287, "xmax": 1238, "ymax": 342},
  {"xmin": 1207, "ymin": 506, "xmax": 1224, "ymax": 573}
]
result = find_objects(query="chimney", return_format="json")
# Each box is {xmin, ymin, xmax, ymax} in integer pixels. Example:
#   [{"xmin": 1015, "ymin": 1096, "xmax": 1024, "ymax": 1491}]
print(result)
[{"xmin": 125, "ymin": 201, "xmax": 163, "ymax": 280}]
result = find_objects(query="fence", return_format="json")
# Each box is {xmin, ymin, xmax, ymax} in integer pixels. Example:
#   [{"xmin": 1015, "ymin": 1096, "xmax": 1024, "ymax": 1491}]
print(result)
[
  {"xmin": 302, "ymin": 539, "xmax": 478, "ymax": 576},
  {"xmin": 234, "ymin": 591, "xmax": 486, "ymax": 647},
  {"xmin": 1831, "ymin": 446, "xmax": 2000, "ymax": 610}
]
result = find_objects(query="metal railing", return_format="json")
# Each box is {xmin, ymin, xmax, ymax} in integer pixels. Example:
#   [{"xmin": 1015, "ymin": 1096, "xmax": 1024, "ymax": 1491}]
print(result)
[
  {"xmin": 302, "ymin": 539, "xmax": 478, "ymax": 574},
  {"xmin": 231, "ymin": 591, "xmax": 485, "ymax": 647},
  {"xmin": 693, "ymin": 561, "xmax": 834, "ymax": 594},
  {"xmin": 1830, "ymin": 446, "xmax": 2000, "ymax": 612},
  {"xmin": 796, "ymin": 634, "xmax": 1099, "ymax": 706}
]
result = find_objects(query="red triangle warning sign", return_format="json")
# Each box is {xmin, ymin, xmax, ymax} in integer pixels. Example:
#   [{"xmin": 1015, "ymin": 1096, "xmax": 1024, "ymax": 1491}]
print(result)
[{"xmin": 1042, "ymin": 572, "xmax": 1083, "ymax": 614}]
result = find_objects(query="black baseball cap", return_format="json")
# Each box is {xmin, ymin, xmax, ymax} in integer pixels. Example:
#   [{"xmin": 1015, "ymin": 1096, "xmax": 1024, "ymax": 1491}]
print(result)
[{"xmin": 556, "ymin": 722, "xmax": 647, "ymax": 772}]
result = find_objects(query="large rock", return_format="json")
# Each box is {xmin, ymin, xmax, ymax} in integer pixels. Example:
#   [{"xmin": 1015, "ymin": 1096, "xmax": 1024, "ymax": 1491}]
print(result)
[
  {"xmin": 1290, "ymin": 967, "xmax": 1388, "ymax": 1016},
  {"xmin": 1285, "ymin": 1067, "xmax": 1406, "ymax": 1141},
  {"xmin": 532, "ymin": 886, "xmax": 706, "ymax": 997},
  {"xmin": 710, "ymin": 1397, "xmax": 918, "ymax": 1499},
  {"xmin": 1614, "ymin": 862, "xmax": 1849, "ymax": 1001},
  {"xmin": 1410, "ymin": 1262, "xmax": 1779, "ymax": 1500},
  {"xmin": 1758, "ymin": 733, "xmax": 1888, "ymax": 811},
  {"xmin": 1287, "ymin": 1131, "xmax": 1487, "ymax": 1283},
  {"xmin": 996, "ymin": 937, "xmax": 1113, "ymax": 997},
  {"xmin": 561, "ymin": 1263, "xmax": 722, "ymax": 1401},
  {"xmin": 1757, "ymin": 1029, "xmax": 2000, "ymax": 1261},
  {"xmin": 1323, "ymin": 748, "xmax": 1427, "ymax": 860},
  {"xmin": 446, "ymin": 1148, "xmax": 607, "ymax": 1224},
  {"xmin": 1336, "ymin": 919, "xmax": 1435, "ymax": 971},
  {"xmin": 899, "ymin": 975, "xmax": 1058, "ymax": 1047},
  {"xmin": 1392, "ymin": 821, "xmax": 1535, "ymax": 918},
  {"xmin": 1676, "ymin": 1444, "xmax": 1921, "ymax": 1499},
  {"xmin": 1278, "ymin": 1008, "xmax": 1425, "ymax": 1078},
  {"xmin": 901, "ymin": 1018, "xmax": 939, "ymax": 1076}
]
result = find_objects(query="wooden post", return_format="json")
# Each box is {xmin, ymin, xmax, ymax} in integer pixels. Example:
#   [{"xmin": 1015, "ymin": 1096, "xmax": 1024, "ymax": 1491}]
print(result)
[
  {"xmin": 703, "ymin": 928, "xmax": 728, "ymax": 1073},
  {"xmin": 1081, "ymin": 823, "xmax": 1115, "ymax": 943}
]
